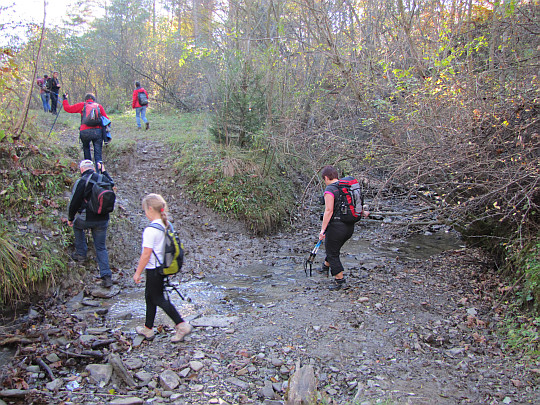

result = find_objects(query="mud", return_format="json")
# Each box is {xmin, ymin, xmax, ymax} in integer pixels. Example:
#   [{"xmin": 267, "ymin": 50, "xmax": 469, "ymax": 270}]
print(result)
[{"xmin": 0, "ymin": 114, "xmax": 538, "ymax": 405}]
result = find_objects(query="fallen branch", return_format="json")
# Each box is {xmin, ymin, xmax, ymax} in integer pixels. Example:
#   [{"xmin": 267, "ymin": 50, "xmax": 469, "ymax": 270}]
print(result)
[
  {"xmin": 0, "ymin": 389, "xmax": 50, "ymax": 398},
  {"xmin": 36, "ymin": 357, "xmax": 55, "ymax": 381},
  {"xmin": 0, "ymin": 336, "xmax": 40, "ymax": 346}
]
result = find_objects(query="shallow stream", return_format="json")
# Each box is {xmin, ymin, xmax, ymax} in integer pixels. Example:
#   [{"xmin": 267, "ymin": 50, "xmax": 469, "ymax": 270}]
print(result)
[{"xmin": 106, "ymin": 226, "xmax": 464, "ymax": 332}]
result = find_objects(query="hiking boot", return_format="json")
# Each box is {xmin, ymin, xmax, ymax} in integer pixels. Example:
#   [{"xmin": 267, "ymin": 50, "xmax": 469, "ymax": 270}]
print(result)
[
  {"xmin": 136, "ymin": 326, "xmax": 155, "ymax": 340},
  {"xmin": 329, "ymin": 278, "xmax": 346, "ymax": 290},
  {"xmin": 145, "ymin": 122, "xmax": 150, "ymax": 130},
  {"xmin": 70, "ymin": 253, "xmax": 86, "ymax": 262},
  {"xmin": 171, "ymin": 322, "xmax": 193, "ymax": 343},
  {"xmin": 102, "ymin": 275, "xmax": 113, "ymax": 288},
  {"xmin": 319, "ymin": 263, "xmax": 330, "ymax": 275}
]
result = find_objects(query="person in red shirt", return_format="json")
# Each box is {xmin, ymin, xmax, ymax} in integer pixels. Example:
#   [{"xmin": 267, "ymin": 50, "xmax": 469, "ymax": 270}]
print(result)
[
  {"xmin": 132, "ymin": 81, "xmax": 149, "ymax": 130},
  {"xmin": 63, "ymin": 93, "xmax": 109, "ymax": 169}
]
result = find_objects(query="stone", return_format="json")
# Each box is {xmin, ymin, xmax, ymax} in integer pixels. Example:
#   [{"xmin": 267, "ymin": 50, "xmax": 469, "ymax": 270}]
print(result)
[
  {"xmin": 192, "ymin": 351, "xmax": 205, "ymax": 359},
  {"xmin": 90, "ymin": 285, "xmax": 121, "ymax": 299},
  {"xmin": 109, "ymin": 398, "xmax": 144, "ymax": 405},
  {"xmin": 79, "ymin": 335, "xmax": 97, "ymax": 345},
  {"xmin": 132, "ymin": 335, "xmax": 145, "ymax": 348},
  {"xmin": 286, "ymin": 365, "xmax": 316, "ymax": 405},
  {"xmin": 45, "ymin": 378, "xmax": 63, "ymax": 391},
  {"xmin": 26, "ymin": 365, "xmax": 40, "ymax": 373},
  {"xmin": 135, "ymin": 371, "xmax": 153, "ymax": 384},
  {"xmin": 178, "ymin": 368, "xmax": 190, "ymax": 378},
  {"xmin": 124, "ymin": 358, "xmax": 144, "ymax": 370},
  {"xmin": 45, "ymin": 353, "xmax": 61, "ymax": 363},
  {"xmin": 189, "ymin": 361, "xmax": 204, "ymax": 372},
  {"xmin": 85, "ymin": 364, "xmax": 113, "ymax": 385},
  {"xmin": 271, "ymin": 358, "xmax": 284, "ymax": 367},
  {"xmin": 259, "ymin": 380, "xmax": 275, "ymax": 399},
  {"xmin": 190, "ymin": 315, "xmax": 239, "ymax": 328},
  {"xmin": 225, "ymin": 377, "xmax": 249, "ymax": 390},
  {"xmin": 159, "ymin": 370, "xmax": 180, "ymax": 390}
]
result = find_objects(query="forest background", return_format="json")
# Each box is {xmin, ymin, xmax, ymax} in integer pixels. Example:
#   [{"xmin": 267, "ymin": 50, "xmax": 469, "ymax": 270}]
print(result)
[{"xmin": 0, "ymin": 0, "xmax": 539, "ymax": 350}]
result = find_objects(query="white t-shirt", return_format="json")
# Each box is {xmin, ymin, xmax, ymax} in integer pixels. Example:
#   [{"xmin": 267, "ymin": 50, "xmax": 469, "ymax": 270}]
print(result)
[{"xmin": 142, "ymin": 219, "xmax": 166, "ymax": 269}]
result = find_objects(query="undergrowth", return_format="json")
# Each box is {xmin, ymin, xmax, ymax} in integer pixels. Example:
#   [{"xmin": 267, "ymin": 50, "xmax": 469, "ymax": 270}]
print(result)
[
  {"xmin": 0, "ymin": 137, "xmax": 73, "ymax": 307},
  {"xmin": 500, "ymin": 240, "xmax": 540, "ymax": 356},
  {"xmin": 176, "ymin": 141, "xmax": 295, "ymax": 234}
]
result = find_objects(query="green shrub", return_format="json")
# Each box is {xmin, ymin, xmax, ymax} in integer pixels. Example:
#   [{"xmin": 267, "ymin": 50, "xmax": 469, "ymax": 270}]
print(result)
[{"xmin": 176, "ymin": 142, "xmax": 295, "ymax": 234}]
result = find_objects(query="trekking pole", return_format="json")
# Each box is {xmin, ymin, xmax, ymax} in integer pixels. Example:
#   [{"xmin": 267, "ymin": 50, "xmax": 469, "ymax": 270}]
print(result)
[
  {"xmin": 164, "ymin": 277, "xmax": 186, "ymax": 301},
  {"xmin": 304, "ymin": 240, "xmax": 322, "ymax": 277},
  {"xmin": 47, "ymin": 94, "xmax": 63, "ymax": 137}
]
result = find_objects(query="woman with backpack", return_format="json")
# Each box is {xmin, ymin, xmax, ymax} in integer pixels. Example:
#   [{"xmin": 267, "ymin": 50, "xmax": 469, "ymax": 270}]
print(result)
[
  {"xmin": 319, "ymin": 165, "xmax": 356, "ymax": 290},
  {"xmin": 132, "ymin": 81, "xmax": 149, "ymax": 130},
  {"xmin": 133, "ymin": 193, "xmax": 192, "ymax": 342},
  {"xmin": 63, "ymin": 93, "xmax": 108, "ymax": 169}
]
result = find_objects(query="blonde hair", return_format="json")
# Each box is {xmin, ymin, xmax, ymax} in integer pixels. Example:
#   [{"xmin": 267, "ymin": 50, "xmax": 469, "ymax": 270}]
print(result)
[{"xmin": 142, "ymin": 193, "xmax": 169, "ymax": 228}]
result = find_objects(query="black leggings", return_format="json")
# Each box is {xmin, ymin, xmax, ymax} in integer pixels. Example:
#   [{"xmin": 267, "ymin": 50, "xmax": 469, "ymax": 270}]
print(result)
[
  {"xmin": 324, "ymin": 220, "xmax": 355, "ymax": 276},
  {"xmin": 145, "ymin": 268, "xmax": 183, "ymax": 328}
]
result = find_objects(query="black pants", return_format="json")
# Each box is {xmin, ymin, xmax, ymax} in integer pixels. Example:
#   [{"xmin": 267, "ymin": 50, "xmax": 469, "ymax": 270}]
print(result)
[
  {"xmin": 145, "ymin": 268, "xmax": 183, "ymax": 328},
  {"xmin": 324, "ymin": 220, "xmax": 355, "ymax": 276},
  {"xmin": 50, "ymin": 92, "xmax": 59, "ymax": 113}
]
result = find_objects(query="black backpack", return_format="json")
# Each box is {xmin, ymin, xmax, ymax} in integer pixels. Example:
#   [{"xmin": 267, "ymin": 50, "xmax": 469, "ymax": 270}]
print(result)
[
  {"xmin": 330, "ymin": 176, "xmax": 364, "ymax": 223},
  {"xmin": 81, "ymin": 102, "xmax": 102, "ymax": 126},
  {"xmin": 148, "ymin": 223, "xmax": 184, "ymax": 276},
  {"xmin": 84, "ymin": 174, "xmax": 115, "ymax": 215},
  {"xmin": 137, "ymin": 90, "xmax": 148, "ymax": 106}
]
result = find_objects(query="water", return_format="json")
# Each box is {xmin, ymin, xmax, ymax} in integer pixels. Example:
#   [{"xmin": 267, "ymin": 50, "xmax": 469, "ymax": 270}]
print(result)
[{"xmin": 107, "ymin": 228, "xmax": 464, "ymax": 328}]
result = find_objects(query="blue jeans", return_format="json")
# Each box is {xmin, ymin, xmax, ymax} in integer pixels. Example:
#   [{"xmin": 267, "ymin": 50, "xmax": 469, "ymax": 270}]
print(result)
[
  {"xmin": 73, "ymin": 216, "xmax": 111, "ymax": 278},
  {"xmin": 80, "ymin": 128, "xmax": 103, "ymax": 167},
  {"xmin": 135, "ymin": 106, "xmax": 148, "ymax": 127},
  {"xmin": 40, "ymin": 93, "xmax": 50, "ymax": 112}
]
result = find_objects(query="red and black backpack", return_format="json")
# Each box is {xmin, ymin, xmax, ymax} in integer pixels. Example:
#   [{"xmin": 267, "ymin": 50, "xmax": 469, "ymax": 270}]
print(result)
[
  {"xmin": 329, "ymin": 176, "xmax": 364, "ymax": 223},
  {"xmin": 81, "ymin": 101, "xmax": 102, "ymax": 126}
]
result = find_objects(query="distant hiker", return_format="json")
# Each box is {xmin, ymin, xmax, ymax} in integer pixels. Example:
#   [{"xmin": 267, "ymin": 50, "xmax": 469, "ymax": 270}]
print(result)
[
  {"xmin": 133, "ymin": 193, "xmax": 192, "ymax": 342},
  {"xmin": 319, "ymin": 165, "xmax": 367, "ymax": 289},
  {"xmin": 132, "ymin": 81, "xmax": 149, "ymax": 130},
  {"xmin": 63, "ymin": 93, "xmax": 109, "ymax": 169},
  {"xmin": 36, "ymin": 74, "xmax": 50, "ymax": 112},
  {"xmin": 46, "ymin": 71, "xmax": 61, "ymax": 114},
  {"xmin": 68, "ymin": 160, "xmax": 115, "ymax": 288}
]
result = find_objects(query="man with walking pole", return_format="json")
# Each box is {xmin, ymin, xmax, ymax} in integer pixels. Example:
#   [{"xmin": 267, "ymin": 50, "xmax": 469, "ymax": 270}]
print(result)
[{"xmin": 47, "ymin": 71, "xmax": 61, "ymax": 114}]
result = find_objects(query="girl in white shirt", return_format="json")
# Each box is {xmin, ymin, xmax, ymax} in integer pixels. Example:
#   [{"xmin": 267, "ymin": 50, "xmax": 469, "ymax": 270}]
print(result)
[{"xmin": 133, "ymin": 193, "xmax": 192, "ymax": 342}]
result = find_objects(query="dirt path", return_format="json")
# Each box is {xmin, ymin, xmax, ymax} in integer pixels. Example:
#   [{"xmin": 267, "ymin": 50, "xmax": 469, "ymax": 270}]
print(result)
[{"xmin": 1, "ymin": 116, "xmax": 538, "ymax": 404}]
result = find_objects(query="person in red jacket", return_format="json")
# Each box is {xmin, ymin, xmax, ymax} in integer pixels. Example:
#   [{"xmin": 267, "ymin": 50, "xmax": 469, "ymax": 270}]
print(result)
[
  {"xmin": 132, "ymin": 81, "xmax": 149, "ymax": 130},
  {"xmin": 63, "ymin": 93, "xmax": 109, "ymax": 168}
]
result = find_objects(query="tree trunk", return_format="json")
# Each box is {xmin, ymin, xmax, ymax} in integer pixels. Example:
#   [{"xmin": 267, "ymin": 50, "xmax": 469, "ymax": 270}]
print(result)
[{"xmin": 13, "ymin": 0, "xmax": 47, "ymax": 139}]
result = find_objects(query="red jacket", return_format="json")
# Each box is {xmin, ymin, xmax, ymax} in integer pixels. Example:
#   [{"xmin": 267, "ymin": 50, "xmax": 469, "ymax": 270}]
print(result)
[
  {"xmin": 132, "ymin": 87, "xmax": 148, "ymax": 108},
  {"xmin": 63, "ymin": 100, "xmax": 109, "ymax": 131}
]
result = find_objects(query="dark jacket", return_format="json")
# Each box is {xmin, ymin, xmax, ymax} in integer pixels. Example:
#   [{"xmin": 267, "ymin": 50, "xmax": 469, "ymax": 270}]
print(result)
[{"xmin": 68, "ymin": 169, "xmax": 114, "ymax": 222}]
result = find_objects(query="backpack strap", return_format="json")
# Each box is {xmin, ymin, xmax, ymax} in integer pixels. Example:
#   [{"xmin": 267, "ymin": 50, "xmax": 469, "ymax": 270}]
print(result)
[{"xmin": 147, "ymin": 223, "xmax": 166, "ymax": 267}]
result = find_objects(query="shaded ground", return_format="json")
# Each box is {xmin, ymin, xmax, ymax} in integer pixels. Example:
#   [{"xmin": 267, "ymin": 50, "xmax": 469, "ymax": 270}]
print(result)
[{"xmin": 0, "ymin": 112, "xmax": 538, "ymax": 405}]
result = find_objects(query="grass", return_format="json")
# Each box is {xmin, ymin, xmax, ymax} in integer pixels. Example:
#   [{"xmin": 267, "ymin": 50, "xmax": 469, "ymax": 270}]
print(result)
[
  {"xmin": 0, "ymin": 132, "xmax": 74, "ymax": 307},
  {"xmin": 176, "ymin": 139, "xmax": 296, "ymax": 234}
]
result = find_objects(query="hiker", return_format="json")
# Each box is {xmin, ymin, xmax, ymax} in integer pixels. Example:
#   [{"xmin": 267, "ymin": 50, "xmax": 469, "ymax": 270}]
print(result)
[
  {"xmin": 132, "ymin": 81, "xmax": 149, "ymax": 130},
  {"xmin": 319, "ymin": 165, "xmax": 356, "ymax": 290},
  {"xmin": 68, "ymin": 160, "xmax": 114, "ymax": 288},
  {"xmin": 47, "ymin": 71, "xmax": 61, "ymax": 114},
  {"xmin": 62, "ymin": 93, "xmax": 109, "ymax": 168},
  {"xmin": 133, "ymin": 193, "xmax": 192, "ymax": 342},
  {"xmin": 36, "ymin": 74, "xmax": 50, "ymax": 112}
]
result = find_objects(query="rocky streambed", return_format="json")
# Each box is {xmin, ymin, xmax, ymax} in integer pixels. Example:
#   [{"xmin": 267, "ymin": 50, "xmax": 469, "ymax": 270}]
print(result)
[{"xmin": 0, "ymin": 126, "xmax": 538, "ymax": 405}]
